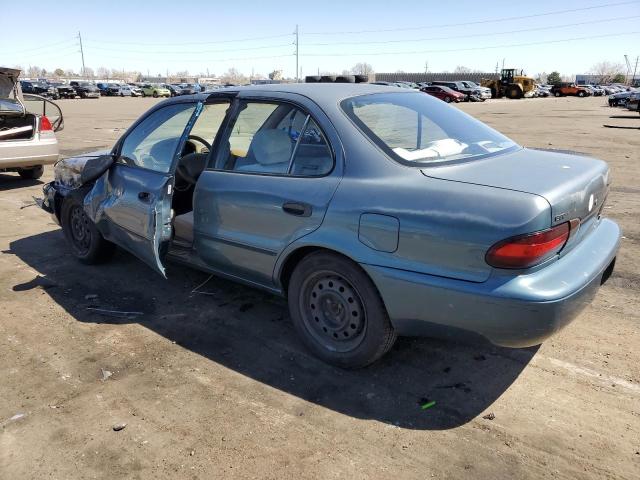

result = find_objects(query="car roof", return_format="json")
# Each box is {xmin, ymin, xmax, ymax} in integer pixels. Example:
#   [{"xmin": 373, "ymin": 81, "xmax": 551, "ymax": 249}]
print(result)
[{"xmin": 174, "ymin": 83, "xmax": 414, "ymax": 108}]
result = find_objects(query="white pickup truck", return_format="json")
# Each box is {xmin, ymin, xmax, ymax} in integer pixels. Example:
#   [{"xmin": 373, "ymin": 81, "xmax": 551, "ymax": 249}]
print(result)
[{"xmin": 1, "ymin": 67, "xmax": 63, "ymax": 179}]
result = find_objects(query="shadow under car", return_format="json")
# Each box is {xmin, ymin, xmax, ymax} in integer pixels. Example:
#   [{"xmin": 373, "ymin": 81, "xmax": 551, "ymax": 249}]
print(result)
[{"xmin": 8, "ymin": 229, "xmax": 538, "ymax": 430}]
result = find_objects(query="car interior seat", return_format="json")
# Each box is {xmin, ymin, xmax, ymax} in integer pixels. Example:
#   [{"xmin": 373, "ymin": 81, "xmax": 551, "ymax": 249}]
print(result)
[{"xmin": 234, "ymin": 129, "xmax": 292, "ymax": 173}]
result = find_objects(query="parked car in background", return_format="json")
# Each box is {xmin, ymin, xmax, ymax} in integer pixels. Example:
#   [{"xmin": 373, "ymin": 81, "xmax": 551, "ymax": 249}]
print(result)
[
  {"xmin": 460, "ymin": 81, "xmax": 492, "ymax": 100},
  {"xmin": 41, "ymin": 83, "xmax": 619, "ymax": 368},
  {"xmin": 177, "ymin": 84, "xmax": 201, "ymax": 95},
  {"xmin": 20, "ymin": 80, "xmax": 58, "ymax": 99},
  {"xmin": 69, "ymin": 81, "xmax": 100, "ymax": 99},
  {"xmin": 128, "ymin": 84, "xmax": 143, "ymax": 97},
  {"xmin": 105, "ymin": 83, "xmax": 122, "ymax": 96},
  {"xmin": 534, "ymin": 84, "xmax": 551, "ymax": 97},
  {"xmin": 608, "ymin": 90, "xmax": 634, "ymax": 106},
  {"xmin": 162, "ymin": 84, "xmax": 183, "ymax": 97},
  {"xmin": 590, "ymin": 85, "xmax": 605, "ymax": 96},
  {"xmin": 396, "ymin": 81, "xmax": 420, "ymax": 89},
  {"xmin": 1, "ymin": 67, "xmax": 64, "ymax": 179},
  {"xmin": 118, "ymin": 84, "xmax": 134, "ymax": 97},
  {"xmin": 140, "ymin": 83, "xmax": 171, "ymax": 97},
  {"xmin": 95, "ymin": 82, "xmax": 110, "ymax": 96},
  {"xmin": 551, "ymin": 83, "xmax": 591, "ymax": 97},
  {"xmin": 420, "ymin": 84, "xmax": 466, "ymax": 103},
  {"xmin": 49, "ymin": 82, "xmax": 76, "ymax": 99}
]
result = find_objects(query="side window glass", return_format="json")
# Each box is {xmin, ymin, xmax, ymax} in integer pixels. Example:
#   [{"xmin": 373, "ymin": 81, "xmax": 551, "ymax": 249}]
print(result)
[
  {"xmin": 221, "ymin": 102, "xmax": 294, "ymax": 174},
  {"xmin": 189, "ymin": 102, "xmax": 230, "ymax": 146},
  {"xmin": 290, "ymin": 118, "xmax": 333, "ymax": 176},
  {"xmin": 119, "ymin": 103, "xmax": 195, "ymax": 173}
]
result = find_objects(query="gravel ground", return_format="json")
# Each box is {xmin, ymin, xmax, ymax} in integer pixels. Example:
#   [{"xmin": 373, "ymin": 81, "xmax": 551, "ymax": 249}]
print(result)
[{"xmin": 0, "ymin": 95, "xmax": 638, "ymax": 480}]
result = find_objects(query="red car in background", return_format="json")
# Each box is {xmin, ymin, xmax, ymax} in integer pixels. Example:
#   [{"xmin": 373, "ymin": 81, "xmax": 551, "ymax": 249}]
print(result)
[{"xmin": 420, "ymin": 85, "xmax": 466, "ymax": 103}]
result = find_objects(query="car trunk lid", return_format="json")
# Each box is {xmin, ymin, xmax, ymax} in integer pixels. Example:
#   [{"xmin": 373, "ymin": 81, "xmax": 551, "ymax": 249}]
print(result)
[
  {"xmin": 0, "ymin": 67, "xmax": 25, "ymax": 116},
  {"xmin": 421, "ymin": 147, "xmax": 609, "ymax": 231}
]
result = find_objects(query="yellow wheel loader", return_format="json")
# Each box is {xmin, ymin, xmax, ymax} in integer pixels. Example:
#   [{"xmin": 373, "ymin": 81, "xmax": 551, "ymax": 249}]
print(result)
[{"xmin": 481, "ymin": 69, "xmax": 536, "ymax": 99}]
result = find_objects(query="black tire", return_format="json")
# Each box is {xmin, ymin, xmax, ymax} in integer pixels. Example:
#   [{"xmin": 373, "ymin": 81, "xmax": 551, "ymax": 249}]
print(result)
[
  {"xmin": 18, "ymin": 165, "xmax": 44, "ymax": 179},
  {"xmin": 577, "ymin": 91, "xmax": 585, "ymax": 97},
  {"xmin": 305, "ymin": 75, "xmax": 322, "ymax": 83},
  {"xmin": 490, "ymin": 88, "xmax": 497, "ymax": 98},
  {"xmin": 554, "ymin": 91, "xmax": 562, "ymax": 97},
  {"xmin": 61, "ymin": 196, "xmax": 115, "ymax": 264},
  {"xmin": 320, "ymin": 75, "xmax": 336, "ymax": 83},
  {"xmin": 142, "ymin": 91, "xmax": 146, "ymax": 97},
  {"xmin": 354, "ymin": 74, "xmax": 369, "ymax": 83},
  {"xmin": 288, "ymin": 251, "xmax": 396, "ymax": 369},
  {"xmin": 152, "ymin": 91, "xmax": 158, "ymax": 98},
  {"xmin": 335, "ymin": 75, "xmax": 355, "ymax": 83},
  {"xmin": 444, "ymin": 96, "xmax": 452, "ymax": 103}
]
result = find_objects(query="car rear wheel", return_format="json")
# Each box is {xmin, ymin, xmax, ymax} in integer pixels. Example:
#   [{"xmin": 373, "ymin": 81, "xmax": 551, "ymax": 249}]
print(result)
[
  {"xmin": 152, "ymin": 91, "xmax": 158, "ymax": 98},
  {"xmin": 61, "ymin": 196, "xmax": 115, "ymax": 264},
  {"xmin": 288, "ymin": 251, "xmax": 396, "ymax": 368},
  {"xmin": 555, "ymin": 91, "xmax": 562, "ymax": 97},
  {"xmin": 578, "ymin": 91, "xmax": 585, "ymax": 97},
  {"xmin": 18, "ymin": 165, "xmax": 44, "ymax": 180}
]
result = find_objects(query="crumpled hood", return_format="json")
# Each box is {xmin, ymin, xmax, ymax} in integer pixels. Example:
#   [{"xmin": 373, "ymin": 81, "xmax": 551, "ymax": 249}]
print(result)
[{"xmin": 54, "ymin": 150, "xmax": 111, "ymax": 187}]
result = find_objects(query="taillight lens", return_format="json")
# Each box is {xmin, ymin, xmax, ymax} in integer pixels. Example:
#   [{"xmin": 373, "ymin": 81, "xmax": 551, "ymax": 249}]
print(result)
[
  {"xmin": 486, "ymin": 222, "xmax": 572, "ymax": 269},
  {"xmin": 39, "ymin": 115, "xmax": 53, "ymax": 132}
]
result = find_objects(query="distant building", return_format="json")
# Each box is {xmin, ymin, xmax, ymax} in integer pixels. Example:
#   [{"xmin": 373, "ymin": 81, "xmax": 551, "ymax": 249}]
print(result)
[{"xmin": 373, "ymin": 72, "xmax": 499, "ymax": 84}]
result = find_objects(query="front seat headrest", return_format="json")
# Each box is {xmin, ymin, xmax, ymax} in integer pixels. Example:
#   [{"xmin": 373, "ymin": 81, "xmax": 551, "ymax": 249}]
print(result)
[{"xmin": 250, "ymin": 129, "xmax": 292, "ymax": 165}]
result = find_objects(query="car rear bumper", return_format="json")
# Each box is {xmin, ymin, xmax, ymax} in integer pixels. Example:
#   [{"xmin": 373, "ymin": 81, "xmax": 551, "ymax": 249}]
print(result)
[
  {"xmin": 362, "ymin": 218, "xmax": 620, "ymax": 347},
  {"xmin": 0, "ymin": 137, "xmax": 59, "ymax": 169}
]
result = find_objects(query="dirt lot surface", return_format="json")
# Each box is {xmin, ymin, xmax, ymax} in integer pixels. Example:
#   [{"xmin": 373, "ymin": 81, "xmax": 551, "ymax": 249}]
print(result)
[{"xmin": 1, "ymin": 96, "xmax": 638, "ymax": 479}]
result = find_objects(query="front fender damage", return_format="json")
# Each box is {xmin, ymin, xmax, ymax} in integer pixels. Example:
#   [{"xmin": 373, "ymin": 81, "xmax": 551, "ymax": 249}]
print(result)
[{"xmin": 41, "ymin": 153, "xmax": 115, "ymax": 224}]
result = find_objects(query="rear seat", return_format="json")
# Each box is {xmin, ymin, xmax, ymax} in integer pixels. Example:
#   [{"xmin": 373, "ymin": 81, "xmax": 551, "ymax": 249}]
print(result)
[{"xmin": 173, "ymin": 211, "xmax": 194, "ymax": 243}]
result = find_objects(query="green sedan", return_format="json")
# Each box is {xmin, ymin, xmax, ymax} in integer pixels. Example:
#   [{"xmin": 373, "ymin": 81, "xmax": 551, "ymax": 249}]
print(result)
[{"xmin": 140, "ymin": 84, "xmax": 171, "ymax": 98}]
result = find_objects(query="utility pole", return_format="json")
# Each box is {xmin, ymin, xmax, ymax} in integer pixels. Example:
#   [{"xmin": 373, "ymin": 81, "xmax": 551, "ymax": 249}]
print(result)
[
  {"xmin": 78, "ymin": 31, "xmax": 86, "ymax": 77},
  {"xmin": 424, "ymin": 61, "xmax": 428, "ymax": 74},
  {"xmin": 294, "ymin": 24, "xmax": 299, "ymax": 83},
  {"xmin": 633, "ymin": 56, "xmax": 639, "ymax": 86}
]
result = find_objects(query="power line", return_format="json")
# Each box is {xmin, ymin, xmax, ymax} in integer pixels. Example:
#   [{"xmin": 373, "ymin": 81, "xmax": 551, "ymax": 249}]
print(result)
[
  {"xmin": 304, "ymin": 15, "xmax": 640, "ymax": 46},
  {"xmin": 83, "ymin": 32, "xmax": 292, "ymax": 47},
  {"xmin": 85, "ymin": 52, "xmax": 293, "ymax": 63},
  {"xmin": 83, "ymin": 42, "xmax": 293, "ymax": 56},
  {"xmin": 8, "ymin": 39, "xmax": 78, "ymax": 55},
  {"xmin": 302, "ymin": 31, "xmax": 640, "ymax": 57},
  {"xmin": 304, "ymin": 0, "xmax": 640, "ymax": 35}
]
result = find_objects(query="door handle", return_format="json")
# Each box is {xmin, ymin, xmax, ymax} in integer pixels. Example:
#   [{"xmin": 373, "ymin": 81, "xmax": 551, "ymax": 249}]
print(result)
[
  {"xmin": 138, "ymin": 191, "xmax": 152, "ymax": 202},
  {"xmin": 282, "ymin": 201, "xmax": 312, "ymax": 217}
]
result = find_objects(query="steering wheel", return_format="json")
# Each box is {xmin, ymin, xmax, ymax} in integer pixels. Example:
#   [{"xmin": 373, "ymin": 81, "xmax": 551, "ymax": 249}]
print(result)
[{"xmin": 187, "ymin": 135, "xmax": 211, "ymax": 152}]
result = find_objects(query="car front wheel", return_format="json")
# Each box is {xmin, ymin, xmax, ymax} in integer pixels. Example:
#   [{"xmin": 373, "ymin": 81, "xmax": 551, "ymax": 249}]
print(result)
[
  {"xmin": 444, "ymin": 96, "xmax": 451, "ymax": 103},
  {"xmin": 61, "ymin": 196, "xmax": 115, "ymax": 264},
  {"xmin": 288, "ymin": 251, "xmax": 396, "ymax": 368}
]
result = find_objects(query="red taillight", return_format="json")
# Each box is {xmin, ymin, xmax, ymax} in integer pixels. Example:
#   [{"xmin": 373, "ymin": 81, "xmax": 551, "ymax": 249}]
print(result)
[
  {"xmin": 486, "ymin": 222, "xmax": 572, "ymax": 269},
  {"xmin": 39, "ymin": 115, "xmax": 52, "ymax": 132}
]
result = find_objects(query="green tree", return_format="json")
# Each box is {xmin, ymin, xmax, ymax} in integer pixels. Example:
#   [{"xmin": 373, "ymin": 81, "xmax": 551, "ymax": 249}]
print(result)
[
  {"xmin": 547, "ymin": 71, "xmax": 561, "ymax": 84},
  {"xmin": 54, "ymin": 68, "xmax": 65, "ymax": 77},
  {"xmin": 612, "ymin": 73, "xmax": 626, "ymax": 83}
]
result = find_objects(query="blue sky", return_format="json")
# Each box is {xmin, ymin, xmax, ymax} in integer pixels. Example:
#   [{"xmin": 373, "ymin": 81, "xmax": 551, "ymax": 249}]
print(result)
[{"xmin": 1, "ymin": 0, "xmax": 638, "ymax": 78}]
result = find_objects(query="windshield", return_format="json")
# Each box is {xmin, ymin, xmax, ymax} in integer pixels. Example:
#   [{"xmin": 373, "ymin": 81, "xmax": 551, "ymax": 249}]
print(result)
[{"xmin": 341, "ymin": 92, "xmax": 518, "ymax": 165}]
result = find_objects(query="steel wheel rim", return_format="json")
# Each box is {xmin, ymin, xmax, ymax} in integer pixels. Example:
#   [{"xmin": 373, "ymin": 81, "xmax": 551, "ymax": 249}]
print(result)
[
  {"xmin": 299, "ymin": 270, "xmax": 366, "ymax": 353},
  {"xmin": 69, "ymin": 205, "xmax": 92, "ymax": 254}
]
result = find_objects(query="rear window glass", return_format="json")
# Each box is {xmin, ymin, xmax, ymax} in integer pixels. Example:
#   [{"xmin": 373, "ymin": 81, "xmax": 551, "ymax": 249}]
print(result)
[{"xmin": 341, "ymin": 92, "xmax": 518, "ymax": 165}]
